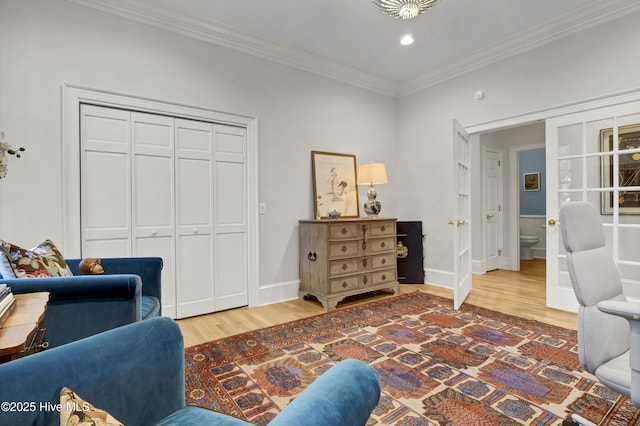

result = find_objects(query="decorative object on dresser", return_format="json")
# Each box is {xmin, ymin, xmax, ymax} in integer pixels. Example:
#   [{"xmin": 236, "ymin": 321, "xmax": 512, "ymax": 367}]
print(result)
[
  {"xmin": 0, "ymin": 292, "xmax": 49, "ymax": 363},
  {"xmin": 311, "ymin": 151, "xmax": 360, "ymax": 219},
  {"xmin": 396, "ymin": 221, "xmax": 425, "ymax": 283},
  {"xmin": 357, "ymin": 162, "xmax": 388, "ymax": 217},
  {"xmin": 299, "ymin": 218, "xmax": 400, "ymax": 311}
]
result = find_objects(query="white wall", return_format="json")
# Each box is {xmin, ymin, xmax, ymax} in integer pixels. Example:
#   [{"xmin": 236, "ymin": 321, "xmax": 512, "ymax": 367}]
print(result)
[
  {"xmin": 396, "ymin": 8, "xmax": 640, "ymax": 286},
  {"xmin": 0, "ymin": 0, "xmax": 397, "ymax": 304}
]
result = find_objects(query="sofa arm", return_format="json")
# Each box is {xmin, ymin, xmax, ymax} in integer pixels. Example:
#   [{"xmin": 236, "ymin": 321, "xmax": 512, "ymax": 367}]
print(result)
[
  {"xmin": 0, "ymin": 317, "xmax": 185, "ymax": 426},
  {"xmin": 3, "ymin": 274, "xmax": 143, "ymax": 348},
  {"xmin": 67, "ymin": 257, "xmax": 163, "ymax": 302},
  {"xmin": 270, "ymin": 359, "xmax": 381, "ymax": 426}
]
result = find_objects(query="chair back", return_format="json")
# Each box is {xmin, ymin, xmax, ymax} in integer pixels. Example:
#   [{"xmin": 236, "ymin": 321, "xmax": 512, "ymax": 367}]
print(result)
[{"xmin": 559, "ymin": 201, "xmax": 629, "ymax": 373}]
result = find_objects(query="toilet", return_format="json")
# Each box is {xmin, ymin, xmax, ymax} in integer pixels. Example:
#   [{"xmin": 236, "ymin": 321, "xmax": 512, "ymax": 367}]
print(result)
[{"xmin": 520, "ymin": 235, "xmax": 539, "ymax": 260}]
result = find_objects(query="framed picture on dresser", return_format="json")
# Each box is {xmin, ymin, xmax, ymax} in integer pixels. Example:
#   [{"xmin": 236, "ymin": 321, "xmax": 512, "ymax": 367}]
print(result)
[{"xmin": 311, "ymin": 151, "xmax": 360, "ymax": 218}]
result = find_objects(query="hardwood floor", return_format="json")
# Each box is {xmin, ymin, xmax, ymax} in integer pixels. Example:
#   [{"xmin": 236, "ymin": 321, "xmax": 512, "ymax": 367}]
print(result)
[{"xmin": 177, "ymin": 258, "xmax": 577, "ymax": 347}]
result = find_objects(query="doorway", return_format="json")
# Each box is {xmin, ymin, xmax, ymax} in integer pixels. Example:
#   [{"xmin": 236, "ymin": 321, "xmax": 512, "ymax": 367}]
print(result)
[{"xmin": 473, "ymin": 122, "xmax": 546, "ymax": 274}]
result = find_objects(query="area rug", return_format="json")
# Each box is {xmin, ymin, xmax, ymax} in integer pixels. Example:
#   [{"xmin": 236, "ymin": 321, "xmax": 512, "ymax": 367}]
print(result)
[{"xmin": 184, "ymin": 291, "xmax": 640, "ymax": 425}]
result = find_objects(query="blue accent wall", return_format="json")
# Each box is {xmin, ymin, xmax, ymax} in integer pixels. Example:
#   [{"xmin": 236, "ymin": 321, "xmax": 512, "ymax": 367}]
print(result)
[{"xmin": 520, "ymin": 149, "xmax": 546, "ymax": 215}]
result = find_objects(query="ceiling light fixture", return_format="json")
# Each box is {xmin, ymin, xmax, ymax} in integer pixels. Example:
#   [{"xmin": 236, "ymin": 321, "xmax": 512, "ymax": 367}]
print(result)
[
  {"xmin": 400, "ymin": 34, "xmax": 414, "ymax": 45},
  {"xmin": 372, "ymin": 0, "xmax": 440, "ymax": 19}
]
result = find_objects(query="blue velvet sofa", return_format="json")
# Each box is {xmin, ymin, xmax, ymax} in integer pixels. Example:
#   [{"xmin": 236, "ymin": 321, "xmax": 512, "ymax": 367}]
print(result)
[
  {"xmin": 0, "ymin": 257, "xmax": 162, "ymax": 348},
  {"xmin": 0, "ymin": 317, "xmax": 381, "ymax": 425}
]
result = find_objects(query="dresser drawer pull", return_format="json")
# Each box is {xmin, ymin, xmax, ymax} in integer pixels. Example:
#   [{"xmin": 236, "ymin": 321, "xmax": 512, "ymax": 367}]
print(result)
[
  {"xmin": 381, "ymin": 258, "xmax": 387, "ymax": 265},
  {"xmin": 362, "ymin": 258, "xmax": 367, "ymax": 268},
  {"xmin": 380, "ymin": 242, "xmax": 386, "ymax": 248},
  {"xmin": 381, "ymin": 274, "xmax": 387, "ymax": 281},
  {"xmin": 308, "ymin": 251, "xmax": 317, "ymax": 261},
  {"xmin": 363, "ymin": 276, "xmax": 368, "ymax": 284},
  {"xmin": 341, "ymin": 263, "xmax": 348, "ymax": 271},
  {"xmin": 341, "ymin": 227, "xmax": 348, "ymax": 235},
  {"xmin": 342, "ymin": 281, "xmax": 348, "ymax": 288},
  {"xmin": 381, "ymin": 226, "xmax": 386, "ymax": 232},
  {"xmin": 341, "ymin": 245, "xmax": 348, "ymax": 253}
]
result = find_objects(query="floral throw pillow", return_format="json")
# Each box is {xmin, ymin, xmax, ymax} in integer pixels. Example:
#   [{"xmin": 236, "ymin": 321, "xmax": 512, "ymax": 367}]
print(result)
[
  {"xmin": 0, "ymin": 239, "xmax": 73, "ymax": 278},
  {"xmin": 60, "ymin": 387, "xmax": 123, "ymax": 426}
]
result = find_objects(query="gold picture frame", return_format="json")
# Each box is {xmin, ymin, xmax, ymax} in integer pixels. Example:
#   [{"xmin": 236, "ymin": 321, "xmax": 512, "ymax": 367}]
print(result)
[
  {"xmin": 311, "ymin": 151, "xmax": 360, "ymax": 219},
  {"xmin": 600, "ymin": 124, "xmax": 640, "ymax": 214},
  {"xmin": 523, "ymin": 172, "xmax": 540, "ymax": 191}
]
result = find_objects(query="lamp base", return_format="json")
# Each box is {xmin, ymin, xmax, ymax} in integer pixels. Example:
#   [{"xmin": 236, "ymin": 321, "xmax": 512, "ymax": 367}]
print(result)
[{"xmin": 363, "ymin": 184, "xmax": 382, "ymax": 217}]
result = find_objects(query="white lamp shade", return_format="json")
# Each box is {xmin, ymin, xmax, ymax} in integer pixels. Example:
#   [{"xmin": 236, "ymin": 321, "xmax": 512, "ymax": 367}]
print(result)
[{"xmin": 357, "ymin": 162, "xmax": 388, "ymax": 185}]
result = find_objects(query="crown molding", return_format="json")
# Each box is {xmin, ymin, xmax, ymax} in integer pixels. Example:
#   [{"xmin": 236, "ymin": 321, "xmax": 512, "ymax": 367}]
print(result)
[
  {"xmin": 67, "ymin": 0, "xmax": 640, "ymax": 99},
  {"xmin": 65, "ymin": 0, "xmax": 398, "ymax": 97},
  {"xmin": 398, "ymin": 0, "xmax": 640, "ymax": 97}
]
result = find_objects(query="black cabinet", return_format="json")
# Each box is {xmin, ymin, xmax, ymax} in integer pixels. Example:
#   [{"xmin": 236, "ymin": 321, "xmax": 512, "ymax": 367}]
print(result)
[{"xmin": 396, "ymin": 221, "xmax": 425, "ymax": 284}]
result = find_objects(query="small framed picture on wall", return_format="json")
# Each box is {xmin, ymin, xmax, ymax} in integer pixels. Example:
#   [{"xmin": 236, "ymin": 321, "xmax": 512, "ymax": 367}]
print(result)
[{"xmin": 523, "ymin": 172, "xmax": 540, "ymax": 191}]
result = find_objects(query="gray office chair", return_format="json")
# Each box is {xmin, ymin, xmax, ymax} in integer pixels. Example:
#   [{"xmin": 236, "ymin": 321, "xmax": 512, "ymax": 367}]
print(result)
[{"xmin": 560, "ymin": 201, "xmax": 640, "ymax": 425}]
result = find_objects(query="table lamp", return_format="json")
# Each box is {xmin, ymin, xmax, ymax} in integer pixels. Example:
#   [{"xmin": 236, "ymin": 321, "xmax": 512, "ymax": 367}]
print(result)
[{"xmin": 357, "ymin": 162, "xmax": 387, "ymax": 217}]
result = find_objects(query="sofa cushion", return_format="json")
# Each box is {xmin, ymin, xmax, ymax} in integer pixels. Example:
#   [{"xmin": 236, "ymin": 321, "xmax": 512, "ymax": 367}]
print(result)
[
  {"xmin": 0, "ymin": 239, "xmax": 73, "ymax": 278},
  {"xmin": 60, "ymin": 387, "xmax": 123, "ymax": 425},
  {"xmin": 142, "ymin": 295, "xmax": 161, "ymax": 319}
]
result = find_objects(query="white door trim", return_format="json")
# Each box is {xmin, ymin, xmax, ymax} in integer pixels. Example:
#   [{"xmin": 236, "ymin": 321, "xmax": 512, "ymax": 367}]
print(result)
[{"xmin": 62, "ymin": 83, "xmax": 260, "ymax": 307}]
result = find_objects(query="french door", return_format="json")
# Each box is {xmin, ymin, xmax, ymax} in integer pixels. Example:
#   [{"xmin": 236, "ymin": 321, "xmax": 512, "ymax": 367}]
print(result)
[
  {"xmin": 546, "ymin": 101, "xmax": 640, "ymax": 311},
  {"xmin": 453, "ymin": 120, "xmax": 472, "ymax": 309}
]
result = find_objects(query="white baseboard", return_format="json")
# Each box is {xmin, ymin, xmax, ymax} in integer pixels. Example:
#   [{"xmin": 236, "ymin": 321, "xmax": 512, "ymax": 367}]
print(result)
[
  {"xmin": 532, "ymin": 247, "xmax": 547, "ymax": 259},
  {"xmin": 257, "ymin": 280, "xmax": 300, "ymax": 306},
  {"xmin": 425, "ymin": 268, "xmax": 453, "ymax": 289},
  {"xmin": 472, "ymin": 260, "xmax": 485, "ymax": 274}
]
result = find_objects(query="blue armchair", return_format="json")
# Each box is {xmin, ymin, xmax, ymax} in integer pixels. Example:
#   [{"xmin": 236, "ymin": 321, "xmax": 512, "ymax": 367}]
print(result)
[
  {"xmin": 0, "ymin": 317, "xmax": 381, "ymax": 426},
  {"xmin": 0, "ymin": 257, "xmax": 162, "ymax": 348}
]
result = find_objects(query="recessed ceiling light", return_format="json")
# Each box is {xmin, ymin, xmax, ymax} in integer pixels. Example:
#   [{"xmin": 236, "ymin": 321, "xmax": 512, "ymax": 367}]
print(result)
[{"xmin": 400, "ymin": 34, "xmax": 414, "ymax": 45}]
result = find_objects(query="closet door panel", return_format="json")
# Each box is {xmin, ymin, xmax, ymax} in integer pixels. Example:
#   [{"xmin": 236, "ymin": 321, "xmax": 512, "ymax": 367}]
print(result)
[
  {"xmin": 80, "ymin": 105, "xmax": 132, "ymax": 257},
  {"xmin": 131, "ymin": 112, "xmax": 176, "ymax": 318},
  {"xmin": 215, "ymin": 232, "xmax": 247, "ymax": 310},
  {"xmin": 214, "ymin": 125, "xmax": 248, "ymax": 309},
  {"xmin": 175, "ymin": 119, "xmax": 215, "ymax": 318}
]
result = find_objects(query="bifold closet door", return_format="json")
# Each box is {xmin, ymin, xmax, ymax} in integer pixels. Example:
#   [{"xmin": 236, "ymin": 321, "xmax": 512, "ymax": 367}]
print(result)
[
  {"xmin": 80, "ymin": 105, "xmax": 132, "ymax": 255},
  {"xmin": 213, "ymin": 125, "xmax": 248, "ymax": 311},
  {"xmin": 131, "ymin": 112, "xmax": 177, "ymax": 319},
  {"xmin": 80, "ymin": 105, "xmax": 249, "ymax": 319},
  {"xmin": 175, "ymin": 119, "xmax": 215, "ymax": 318}
]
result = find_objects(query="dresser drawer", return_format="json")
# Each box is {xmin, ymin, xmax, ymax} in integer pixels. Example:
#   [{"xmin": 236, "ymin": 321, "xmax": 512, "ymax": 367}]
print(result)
[
  {"xmin": 371, "ymin": 253, "xmax": 395, "ymax": 269},
  {"xmin": 330, "ymin": 275, "xmax": 359, "ymax": 293},
  {"xmin": 371, "ymin": 268, "xmax": 396, "ymax": 285},
  {"xmin": 369, "ymin": 236, "xmax": 395, "ymax": 253},
  {"xmin": 329, "ymin": 241, "xmax": 359, "ymax": 258},
  {"xmin": 329, "ymin": 258, "xmax": 360, "ymax": 276},
  {"xmin": 368, "ymin": 221, "xmax": 395, "ymax": 237},
  {"xmin": 329, "ymin": 223, "xmax": 359, "ymax": 239}
]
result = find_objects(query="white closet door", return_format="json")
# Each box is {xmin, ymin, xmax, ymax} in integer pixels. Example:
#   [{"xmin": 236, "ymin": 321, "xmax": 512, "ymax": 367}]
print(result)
[
  {"xmin": 131, "ymin": 112, "xmax": 177, "ymax": 318},
  {"xmin": 80, "ymin": 105, "xmax": 132, "ymax": 256},
  {"xmin": 175, "ymin": 119, "xmax": 215, "ymax": 318},
  {"xmin": 214, "ymin": 124, "xmax": 248, "ymax": 310}
]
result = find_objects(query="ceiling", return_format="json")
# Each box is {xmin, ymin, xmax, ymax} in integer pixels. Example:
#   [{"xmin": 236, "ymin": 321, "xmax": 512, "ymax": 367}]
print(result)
[{"xmin": 71, "ymin": 0, "xmax": 640, "ymax": 96}]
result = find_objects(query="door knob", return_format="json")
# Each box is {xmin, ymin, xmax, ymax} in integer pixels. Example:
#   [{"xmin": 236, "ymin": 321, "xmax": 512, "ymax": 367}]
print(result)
[
  {"xmin": 457, "ymin": 220, "xmax": 467, "ymax": 226},
  {"xmin": 548, "ymin": 219, "xmax": 557, "ymax": 226},
  {"xmin": 486, "ymin": 214, "xmax": 494, "ymax": 220}
]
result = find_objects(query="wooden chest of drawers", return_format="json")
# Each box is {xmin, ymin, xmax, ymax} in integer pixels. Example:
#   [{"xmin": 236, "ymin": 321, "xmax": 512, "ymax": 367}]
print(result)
[{"xmin": 299, "ymin": 218, "xmax": 400, "ymax": 311}]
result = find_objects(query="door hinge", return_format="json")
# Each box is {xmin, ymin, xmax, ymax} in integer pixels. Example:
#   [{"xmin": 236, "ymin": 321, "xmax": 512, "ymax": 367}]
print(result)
[
  {"xmin": 498, "ymin": 160, "xmax": 501, "ymax": 167},
  {"xmin": 498, "ymin": 205, "xmax": 501, "ymax": 212},
  {"xmin": 498, "ymin": 250, "xmax": 503, "ymax": 256}
]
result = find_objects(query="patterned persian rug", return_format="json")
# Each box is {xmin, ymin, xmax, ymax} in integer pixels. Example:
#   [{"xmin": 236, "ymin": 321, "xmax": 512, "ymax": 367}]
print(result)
[{"xmin": 184, "ymin": 291, "xmax": 640, "ymax": 425}]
